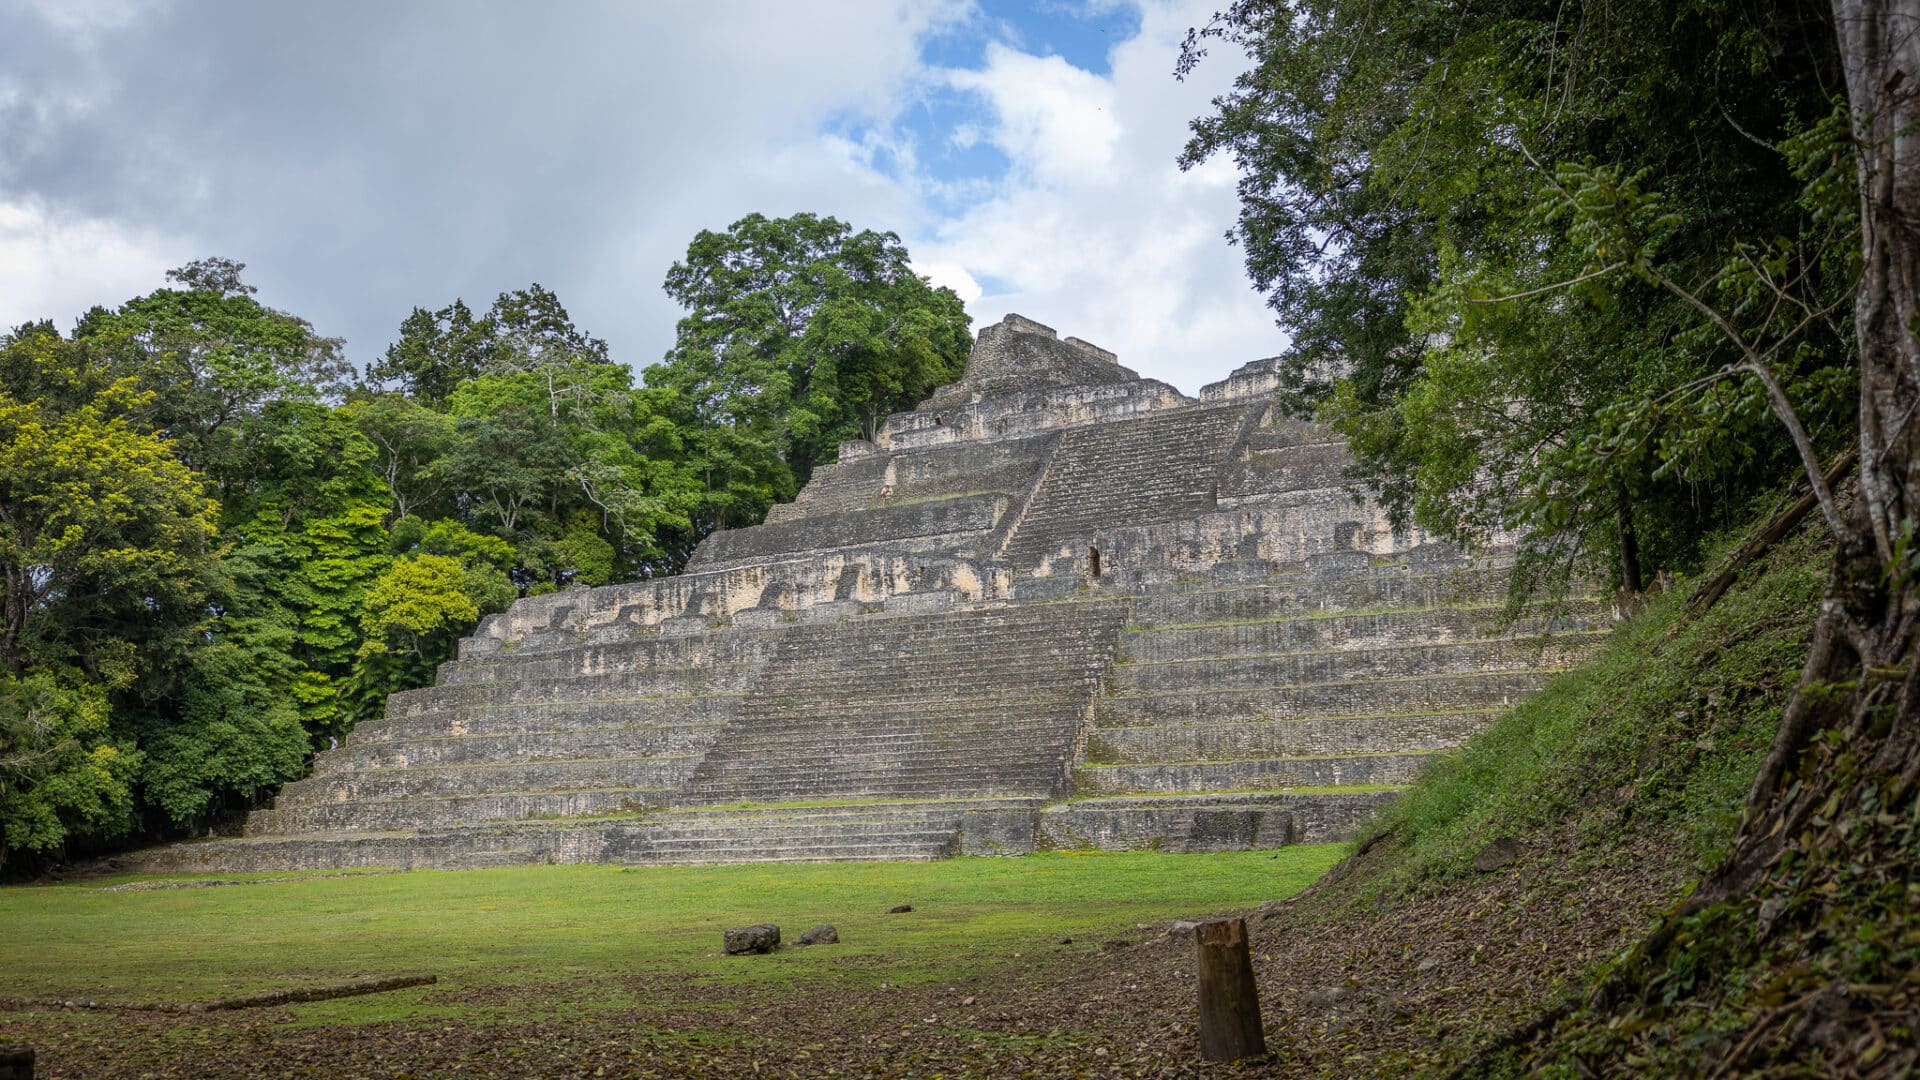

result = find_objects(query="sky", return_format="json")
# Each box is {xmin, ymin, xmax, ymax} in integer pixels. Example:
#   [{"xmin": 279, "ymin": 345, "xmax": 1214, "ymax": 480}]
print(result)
[{"xmin": 0, "ymin": 0, "xmax": 1284, "ymax": 394}]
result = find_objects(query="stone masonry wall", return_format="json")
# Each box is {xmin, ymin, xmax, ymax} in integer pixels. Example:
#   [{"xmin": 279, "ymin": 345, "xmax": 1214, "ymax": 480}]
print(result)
[{"xmin": 127, "ymin": 313, "xmax": 1606, "ymax": 872}]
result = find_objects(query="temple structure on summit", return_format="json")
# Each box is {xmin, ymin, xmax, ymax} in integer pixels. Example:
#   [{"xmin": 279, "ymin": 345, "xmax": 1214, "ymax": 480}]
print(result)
[{"xmin": 136, "ymin": 314, "xmax": 1606, "ymax": 871}]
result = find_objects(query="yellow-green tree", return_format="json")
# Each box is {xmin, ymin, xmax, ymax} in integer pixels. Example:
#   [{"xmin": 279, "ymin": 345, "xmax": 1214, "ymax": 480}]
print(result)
[
  {"xmin": 0, "ymin": 327, "xmax": 216, "ymax": 861},
  {"xmin": 0, "ymin": 329, "xmax": 217, "ymax": 679}
]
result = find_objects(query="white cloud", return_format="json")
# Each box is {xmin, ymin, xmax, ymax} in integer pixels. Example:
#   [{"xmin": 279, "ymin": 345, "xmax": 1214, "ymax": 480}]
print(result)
[
  {"xmin": 912, "ymin": 259, "xmax": 983, "ymax": 304},
  {"xmin": 0, "ymin": 0, "xmax": 1280, "ymax": 393},
  {"xmin": 0, "ymin": 197, "xmax": 178, "ymax": 332},
  {"xmin": 904, "ymin": 1, "xmax": 1286, "ymax": 393},
  {"xmin": 0, "ymin": 0, "xmax": 970, "ymax": 362},
  {"xmin": 943, "ymin": 44, "xmax": 1122, "ymax": 183},
  {"xmin": 13, "ymin": 0, "xmax": 163, "ymax": 41}
]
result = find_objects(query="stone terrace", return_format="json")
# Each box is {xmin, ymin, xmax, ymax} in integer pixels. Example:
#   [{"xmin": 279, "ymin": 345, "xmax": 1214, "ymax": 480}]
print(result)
[{"xmin": 130, "ymin": 314, "xmax": 1608, "ymax": 872}]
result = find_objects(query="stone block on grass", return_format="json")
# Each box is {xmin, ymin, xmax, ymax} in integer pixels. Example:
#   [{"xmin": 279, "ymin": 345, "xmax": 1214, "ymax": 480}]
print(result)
[{"xmin": 724, "ymin": 924, "xmax": 781, "ymax": 955}]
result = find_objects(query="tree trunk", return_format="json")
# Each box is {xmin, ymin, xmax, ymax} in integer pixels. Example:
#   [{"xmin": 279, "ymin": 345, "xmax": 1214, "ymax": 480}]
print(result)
[
  {"xmin": 1194, "ymin": 917, "xmax": 1268, "ymax": 1062},
  {"xmin": 1835, "ymin": 0, "xmax": 1920, "ymax": 566},
  {"xmin": 1616, "ymin": 481, "xmax": 1643, "ymax": 595},
  {"xmin": 1681, "ymin": 0, "xmax": 1919, "ymax": 915}
]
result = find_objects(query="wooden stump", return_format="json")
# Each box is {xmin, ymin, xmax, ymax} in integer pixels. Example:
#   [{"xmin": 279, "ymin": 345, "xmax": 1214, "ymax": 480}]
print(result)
[
  {"xmin": 1195, "ymin": 917, "xmax": 1267, "ymax": 1062},
  {"xmin": 0, "ymin": 1044, "xmax": 32, "ymax": 1080}
]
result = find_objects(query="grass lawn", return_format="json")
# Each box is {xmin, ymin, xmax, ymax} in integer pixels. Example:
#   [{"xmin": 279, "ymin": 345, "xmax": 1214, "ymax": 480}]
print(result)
[{"xmin": 1, "ymin": 848, "xmax": 1339, "ymax": 1027}]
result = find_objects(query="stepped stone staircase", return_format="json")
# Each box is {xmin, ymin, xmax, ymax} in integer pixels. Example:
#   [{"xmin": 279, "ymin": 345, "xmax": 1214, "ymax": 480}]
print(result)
[{"xmin": 132, "ymin": 313, "xmax": 1609, "ymax": 872}]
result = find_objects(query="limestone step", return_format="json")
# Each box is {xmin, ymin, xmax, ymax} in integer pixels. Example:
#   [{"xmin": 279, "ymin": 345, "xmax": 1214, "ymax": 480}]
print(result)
[
  {"xmin": 386, "ymin": 667, "xmax": 754, "ymax": 714},
  {"xmin": 353, "ymin": 695, "xmax": 744, "ymax": 743},
  {"xmin": 317, "ymin": 724, "xmax": 725, "ymax": 772},
  {"xmin": 681, "ymin": 773, "xmax": 1065, "ymax": 805},
  {"xmin": 690, "ymin": 491, "xmax": 1007, "ymax": 569},
  {"xmin": 1075, "ymin": 751, "xmax": 1438, "ymax": 795},
  {"xmin": 680, "ymin": 601, "xmax": 1127, "ymax": 811},
  {"xmin": 1106, "ymin": 634, "xmax": 1607, "ymax": 693},
  {"xmin": 279, "ymin": 756, "xmax": 700, "ymax": 805},
  {"xmin": 1124, "ymin": 565, "xmax": 1522, "ymax": 627},
  {"xmin": 1041, "ymin": 790, "xmax": 1398, "ymax": 848},
  {"xmin": 638, "ymin": 816, "xmax": 977, "ymax": 840},
  {"xmin": 1083, "ymin": 711, "xmax": 1501, "ymax": 763},
  {"xmin": 147, "ymin": 792, "xmax": 1057, "ymax": 871},
  {"xmin": 247, "ymin": 787, "xmax": 662, "ymax": 835},
  {"xmin": 119, "ymin": 831, "xmax": 551, "ymax": 873},
  {"xmin": 1120, "ymin": 605, "xmax": 1610, "ymax": 663},
  {"xmin": 122, "ymin": 824, "xmax": 963, "ymax": 872},
  {"xmin": 446, "ymin": 605, "xmax": 1122, "ymax": 685},
  {"xmin": 436, "ymin": 632, "xmax": 782, "ymax": 686},
  {"xmin": 1094, "ymin": 670, "xmax": 1552, "ymax": 725},
  {"xmin": 714, "ymin": 687, "xmax": 1090, "ymax": 722},
  {"xmin": 1001, "ymin": 405, "xmax": 1252, "ymax": 565},
  {"xmin": 677, "ymin": 733, "xmax": 1079, "ymax": 765},
  {"xmin": 683, "ymin": 762, "xmax": 1071, "ymax": 798},
  {"xmin": 647, "ymin": 796, "xmax": 1040, "ymax": 820}
]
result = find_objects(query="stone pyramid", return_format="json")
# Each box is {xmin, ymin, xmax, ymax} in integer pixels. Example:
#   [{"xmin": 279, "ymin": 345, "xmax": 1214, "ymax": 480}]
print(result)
[{"xmin": 136, "ymin": 314, "xmax": 1605, "ymax": 871}]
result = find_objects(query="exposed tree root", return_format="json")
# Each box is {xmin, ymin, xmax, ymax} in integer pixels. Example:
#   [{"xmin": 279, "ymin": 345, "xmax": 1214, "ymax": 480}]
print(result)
[{"xmin": 0, "ymin": 974, "xmax": 437, "ymax": 1014}]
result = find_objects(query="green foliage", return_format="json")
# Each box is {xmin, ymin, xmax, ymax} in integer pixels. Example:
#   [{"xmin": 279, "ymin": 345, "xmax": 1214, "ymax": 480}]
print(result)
[
  {"xmin": 367, "ymin": 285, "xmax": 608, "ymax": 406},
  {"xmin": 344, "ymin": 394, "xmax": 459, "ymax": 523},
  {"xmin": 0, "ymin": 672, "xmax": 139, "ymax": 863},
  {"xmin": 649, "ymin": 212, "xmax": 971, "ymax": 540},
  {"xmin": 214, "ymin": 399, "xmax": 389, "ymax": 531},
  {"xmin": 0, "ymin": 330, "xmax": 219, "ymax": 681},
  {"xmin": 0, "ymin": 226, "xmax": 967, "ymax": 868},
  {"xmin": 352, "ymin": 555, "xmax": 480, "ymax": 693},
  {"xmin": 133, "ymin": 644, "xmax": 310, "ymax": 831},
  {"xmin": 72, "ymin": 258, "xmax": 351, "ymax": 470},
  {"xmin": 442, "ymin": 356, "xmax": 697, "ymax": 582},
  {"xmin": 1182, "ymin": 0, "xmax": 1856, "ymax": 590}
]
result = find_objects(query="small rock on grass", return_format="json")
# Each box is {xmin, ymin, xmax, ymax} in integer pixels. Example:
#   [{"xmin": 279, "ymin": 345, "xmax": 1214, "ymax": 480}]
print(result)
[
  {"xmin": 724, "ymin": 924, "xmax": 781, "ymax": 955},
  {"xmin": 1472, "ymin": 836, "xmax": 1524, "ymax": 873},
  {"xmin": 1168, "ymin": 920, "xmax": 1201, "ymax": 941},
  {"xmin": 887, "ymin": 904, "xmax": 914, "ymax": 914},
  {"xmin": 797, "ymin": 924, "xmax": 839, "ymax": 946}
]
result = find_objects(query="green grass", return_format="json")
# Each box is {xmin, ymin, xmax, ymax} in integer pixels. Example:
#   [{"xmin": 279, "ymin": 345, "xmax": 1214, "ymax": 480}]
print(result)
[
  {"xmin": 0, "ymin": 849, "xmax": 1340, "ymax": 1023},
  {"xmin": 1356, "ymin": 526, "xmax": 1827, "ymax": 897}
]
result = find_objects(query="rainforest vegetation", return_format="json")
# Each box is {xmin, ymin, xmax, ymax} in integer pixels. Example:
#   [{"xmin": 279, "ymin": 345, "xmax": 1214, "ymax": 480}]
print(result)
[
  {"xmin": 1181, "ymin": 0, "xmax": 1918, "ymax": 1072},
  {"xmin": 0, "ymin": 215, "xmax": 971, "ymax": 871}
]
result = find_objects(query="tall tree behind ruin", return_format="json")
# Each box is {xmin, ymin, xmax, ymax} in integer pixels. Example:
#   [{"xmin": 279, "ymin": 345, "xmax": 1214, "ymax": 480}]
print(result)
[{"xmin": 649, "ymin": 212, "xmax": 973, "ymax": 542}]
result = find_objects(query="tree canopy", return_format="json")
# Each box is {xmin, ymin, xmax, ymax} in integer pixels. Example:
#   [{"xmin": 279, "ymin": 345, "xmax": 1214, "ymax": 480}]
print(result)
[
  {"xmin": 1180, "ymin": 0, "xmax": 1857, "ymax": 593},
  {"xmin": 0, "ymin": 216, "xmax": 970, "ymax": 871},
  {"xmin": 648, "ymin": 212, "xmax": 972, "ymax": 539}
]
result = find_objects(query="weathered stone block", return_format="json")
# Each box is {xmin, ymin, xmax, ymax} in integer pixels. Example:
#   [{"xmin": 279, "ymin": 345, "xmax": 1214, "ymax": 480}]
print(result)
[
  {"xmin": 958, "ymin": 808, "xmax": 1037, "ymax": 855},
  {"xmin": 796, "ymin": 924, "xmax": 839, "ymax": 946},
  {"xmin": 724, "ymin": 924, "xmax": 780, "ymax": 954}
]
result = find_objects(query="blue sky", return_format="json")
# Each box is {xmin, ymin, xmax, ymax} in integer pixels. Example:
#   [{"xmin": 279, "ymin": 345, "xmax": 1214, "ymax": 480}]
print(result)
[
  {"xmin": 895, "ymin": 1, "xmax": 1140, "ymax": 204},
  {"xmin": 0, "ymin": 0, "xmax": 1285, "ymax": 392}
]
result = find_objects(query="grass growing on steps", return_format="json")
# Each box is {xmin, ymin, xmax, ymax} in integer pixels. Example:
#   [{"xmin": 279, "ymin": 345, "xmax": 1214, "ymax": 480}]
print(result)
[
  {"xmin": 0, "ymin": 848, "xmax": 1339, "ymax": 1023},
  {"xmin": 1351, "ymin": 524, "xmax": 1827, "ymax": 899}
]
